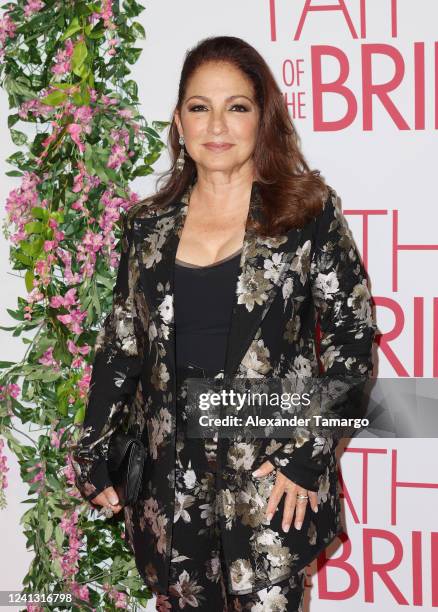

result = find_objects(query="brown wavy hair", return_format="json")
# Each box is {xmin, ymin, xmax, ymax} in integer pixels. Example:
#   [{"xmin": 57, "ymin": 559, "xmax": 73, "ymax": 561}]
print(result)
[{"xmin": 136, "ymin": 35, "xmax": 330, "ymax": 236}]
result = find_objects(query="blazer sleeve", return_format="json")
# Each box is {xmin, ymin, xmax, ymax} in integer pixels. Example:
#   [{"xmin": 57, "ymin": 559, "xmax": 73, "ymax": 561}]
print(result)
[
  {"xmin": 69, "ymin": 213, "xmax": 145, "ymax": 503},
  {"xmin": 266, "ymin": 187, "xmax": 378, "ymax": 491}
]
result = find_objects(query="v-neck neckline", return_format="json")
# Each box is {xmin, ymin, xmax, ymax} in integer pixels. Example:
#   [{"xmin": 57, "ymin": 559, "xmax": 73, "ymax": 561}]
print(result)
[{"xmin": 175, "ymin": 246, "xmax": 243, "ymax": 269}]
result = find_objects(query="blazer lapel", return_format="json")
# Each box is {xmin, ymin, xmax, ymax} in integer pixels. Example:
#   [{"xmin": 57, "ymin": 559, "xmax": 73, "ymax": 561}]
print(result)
[
  {"xmin": 134, "ymin": 181, "xmax": 304, "ymax": 379},
  {"xmin": 222, "ymin": 190, "xmax": 304, "ymax": 378}
]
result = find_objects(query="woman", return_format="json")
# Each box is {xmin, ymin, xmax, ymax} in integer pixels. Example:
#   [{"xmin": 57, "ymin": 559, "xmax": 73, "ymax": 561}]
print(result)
[{"xmin": 71, "ymin": 35, "xmax": 377, "ymax": 611}]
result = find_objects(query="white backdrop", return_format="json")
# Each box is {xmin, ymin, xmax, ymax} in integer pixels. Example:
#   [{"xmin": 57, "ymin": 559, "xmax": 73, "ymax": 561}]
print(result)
[{"xmin": 1, "ymin": 0, "xmax": 437, "ymax": 610}]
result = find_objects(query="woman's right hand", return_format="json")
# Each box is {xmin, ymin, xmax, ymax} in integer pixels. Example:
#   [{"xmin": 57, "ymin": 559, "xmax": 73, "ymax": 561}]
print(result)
[{"xmin": 90, "ymin": 486, "xmax": 124, "ymax": 514}]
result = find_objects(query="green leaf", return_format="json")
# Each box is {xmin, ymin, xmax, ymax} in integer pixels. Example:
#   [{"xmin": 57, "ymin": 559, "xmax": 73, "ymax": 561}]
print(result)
[
  {"xmin": 6, "ymin": 308, "xmax": 24, "ymax": 321},
  {"xmin": 24, "ymin": 221, "xmax": 44, "ymax": 234},
  {"xmin": 42, "ymin": 370, "xmax": 62, "ymax": 382},
  {"xmin": 10, "ymin": 129, "xmax": 28, "ymax": 146},
  {"xmin": 3, "ymin": 75, "xmax": 35, "ymax": 100},
  {"xmin": 73, "ymin": 404, "xmax": 85, "ymax": 424},
  {"xmin": 41, "ymin": 90, "xmax": 68, "ymax": 106},
  {"xmin": 88, "ymin": 25, "xmax": 106, "ymax": 39},
  {"xmin": 131, "ymin": 22, "xmax": 146, "ymax": 39},
  {"xmin": 44, "ymin": 519, "xmax": 53, "ymax": 543},
  {"xmin": 75, "ymin": 63, "xmax": 90, "ymax": 80},
  {"xmin": 72, "ymin": 40, "xmax": 88, "ymax": 76},
  {"xmin": 13, "ymin": 251, "xmax": 33, "ymax": 267},
  {"xmin": 55, "ymin": 524, "xmax": 64, "ymax": 548},
  {"xmin": 0, "ymin": 360, "xmax": 16, "ymax": 368},
  {"xmin": 152, "ymin": 120, "xmax": 170, "ymax": 132},
  {"xmin": 24, "ymin": 270, "xmax": 34, "ymax": 293},
  {"xmin": 8, "ymin": 114, "xmax": 20, "ymax": 128},
  {"xmin": 96, "ymin": 273, "xmax": 116, "ymax": 290},
  {"xmin": 31, "ymin": 207, "xmax": 49, "ymax": 221},
  {"xmin": 25, "ymin": 367, "xmax": 61, "ymax": 382},
  {"xmin": 5, "ymin": 170, "xmax": 24, "ymax": 177},
  {"xmin": 60, "ymin": 16, "xmax": 81, "ymax": 41},
  {"xmin": 93, "ymin": 162, "xmax": 109, "ymax": 183},
  {"xmin": 46, "ymin": 473, "xmax": 61, "ymax": 490},
  {"xmin": 51, "ymin": 211, "xmax": 65, "ymax": 224},
  {"xmin": 125, "ymin": 47, "xmax": 142, "ymax": 65},
  {"xmin": 144, "ymin": 126, "xmax": 161, "ymax": 139},
  {"xmin": 50, "ymin": 82, "xmax": 74, "ymax": 90},
  {"xmin": 57, "ymin": 397, "xmax": 68, "ymax": 417},
  {"xmin": 21, "ymin": 237, "xmax": 44, "ymax": 257},
  {"xmin": 133, "ymin": 164, "xmax": 153, "ymax": 177},
  {"xmin": 91, "ymin": 282, "xmax": 101, "ymax": 317},
  {"xmin": 53, "ymin": 557, "xmax": 63, "ymax": 579},
  {"xmin": 124, "ymin": 80, "xmax": 138, "ymax": 99}
]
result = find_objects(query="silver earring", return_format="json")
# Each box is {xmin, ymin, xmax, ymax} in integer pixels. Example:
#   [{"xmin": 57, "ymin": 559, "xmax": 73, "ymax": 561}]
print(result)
[{"xmin": 176, "ymin": 135, "xmax": 185, "ymax": 172}]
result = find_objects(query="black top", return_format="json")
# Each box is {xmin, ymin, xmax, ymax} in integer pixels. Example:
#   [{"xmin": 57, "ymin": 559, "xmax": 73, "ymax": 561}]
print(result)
[{"xmin": 174, "ymin": 247, "xmax": 242, "ymax": 373}]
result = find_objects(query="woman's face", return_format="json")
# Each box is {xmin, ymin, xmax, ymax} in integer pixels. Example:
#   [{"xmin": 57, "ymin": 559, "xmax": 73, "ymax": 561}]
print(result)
[{"xmin": 174, "ymin": 61, "xmax": 260, "ymax": 177}]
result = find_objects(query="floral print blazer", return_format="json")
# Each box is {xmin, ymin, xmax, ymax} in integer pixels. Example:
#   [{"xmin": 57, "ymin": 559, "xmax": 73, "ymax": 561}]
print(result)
[{"xmin": 70, "ymin": 181, "xmax": 377, "ymax": 596}]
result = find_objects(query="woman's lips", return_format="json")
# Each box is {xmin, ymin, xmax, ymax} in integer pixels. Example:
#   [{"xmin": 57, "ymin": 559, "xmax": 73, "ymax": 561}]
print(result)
[{"xmin": 203, "ymin": 143, "xmax": 234, "ymax": 151}]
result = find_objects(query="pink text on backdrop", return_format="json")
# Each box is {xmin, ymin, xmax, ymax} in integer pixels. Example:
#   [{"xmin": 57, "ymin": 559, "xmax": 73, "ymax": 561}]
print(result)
[
  {"xmin": 313, "ymin": 447, "xmax": 438, "ymax": 605},
  {"xmin": 268, "ymin": 0, "xmax": 400, "ymax": 41},
  {"xmin": 280, "ymin": 44, "xmax": 438, "ymax": 130},
  {"xmin": 342, "ymin": 208, "xmax": 438, "ymax": 377}
]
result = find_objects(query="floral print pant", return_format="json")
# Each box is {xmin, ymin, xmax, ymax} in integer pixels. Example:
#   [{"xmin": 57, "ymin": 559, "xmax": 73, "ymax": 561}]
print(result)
[{"xmin": 154, "ymin": 366, "xmax": 306, "ymax": 612}]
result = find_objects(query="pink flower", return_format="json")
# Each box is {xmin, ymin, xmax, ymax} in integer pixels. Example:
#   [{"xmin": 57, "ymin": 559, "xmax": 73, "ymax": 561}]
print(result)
[
  {"xmin": 0, "ymin": 383, "xmax": 20, "ymax": 402},
  {"xmin": 82, "ymin": 230, "xmax": 104, "ymax": 253},
  {"xmin": 0, "ymin": 437, "xmax": 10, "ymax": 498},
  {"xmin": 38, "ymin": 347, "xmax": 60, "ymax": 370},
  {"xmin": 108, "ymin": 143, "xmax": 128, "ymax": 170},
  {"xmin": 5, "ymin": 172, "xmax": 41, "ymax": 243},
  {"xmin": 73, "ymin": 106, "xmax": 93, "ymax": 124},
  {"xmin": 67, "ymin": 123, "xmax": 85, "ymax": 153},
  {"xmin": 100, "ymin": 0, "xmax": 115, "ymax": 30},
  {"xmin": 51, "ymin": 39, "xmax": 74, "ymax": 76},
  {"xmin": 50, "ymin": 288, "xmax": 78, "ymax": 309},
  {"xmin": 50, "ymin": 427, "xmax": 66, "ymax": 449},
  {"xmin": 57, "ymin": 309, "xmax": 87, "ymax": 335},
  {"xmin": 0, "ymin": 14, "xmax": 17, "ymax": 59},
  {"xmin": 77, "ymin": 365, "xmax": 92, "ymax": 398},
  {"xmin": 70, "ymin": 582, "xmax": 89, "ymax": 603},
  {"xmin": 105, "ymin": 585, "xmax": 128, "ymax": 609},
  {"xmin": 57, "ymin": 249, "xmax": 81, "ymax": 285},
  {"xmin": 23, "ymin": 0, "xmax": 44, "ymax": 19},
  {"xmin": 67, "ymin": 340, "xmax": 90, "ymax": 356},
  {"xmin": 118, "ymin": 108, "xmax": 134, "ymax": 120},
  {"xmin": 63, "ymin": 457, "xmax": 76, "ymax": 486},
  {"xmin": 44, "ymin": 240, "xmax": 56, "ymax": 252}
]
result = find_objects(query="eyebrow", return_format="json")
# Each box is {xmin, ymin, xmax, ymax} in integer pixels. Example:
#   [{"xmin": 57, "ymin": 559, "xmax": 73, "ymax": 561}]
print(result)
[{"xmin": 185, "ymin": 95, "xmax": 255, "ymax": 104}]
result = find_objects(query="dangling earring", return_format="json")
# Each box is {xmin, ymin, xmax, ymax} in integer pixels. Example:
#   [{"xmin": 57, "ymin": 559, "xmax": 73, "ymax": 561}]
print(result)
[{"xmin": 176, "ymin": 135, "xmax": 185, "ymax": 172}]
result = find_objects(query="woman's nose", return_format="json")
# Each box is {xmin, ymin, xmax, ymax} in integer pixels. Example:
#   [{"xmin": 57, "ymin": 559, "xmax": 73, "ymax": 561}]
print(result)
[{"xmin": 207, "ymin": 111, "xmax": 228, "ymax": 134}]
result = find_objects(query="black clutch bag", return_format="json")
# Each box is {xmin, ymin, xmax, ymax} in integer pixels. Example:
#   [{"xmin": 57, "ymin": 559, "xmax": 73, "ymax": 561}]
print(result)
[{"xmin": 107, "ymin": 430, "xmax": 147, "ymax": 508}]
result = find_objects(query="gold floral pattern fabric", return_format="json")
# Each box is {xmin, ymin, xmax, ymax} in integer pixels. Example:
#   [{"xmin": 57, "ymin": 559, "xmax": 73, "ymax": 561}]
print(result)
[
  {"xmin": 154, "ymin": 375, "xmax": 307, "ymax": 610},
  {"xmin": 69, "ymin": 182, "xmax": 377, "ymax": 597}
]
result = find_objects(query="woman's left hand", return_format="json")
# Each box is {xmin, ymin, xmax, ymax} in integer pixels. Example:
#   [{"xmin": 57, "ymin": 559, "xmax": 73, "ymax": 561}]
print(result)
[{"xmin": 252, "ymin": 460, "xmax": 318, "ymax": 532}]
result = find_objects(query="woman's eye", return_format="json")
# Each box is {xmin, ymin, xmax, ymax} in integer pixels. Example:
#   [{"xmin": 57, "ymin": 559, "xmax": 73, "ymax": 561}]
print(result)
[
  {"xmin": 188, "ymin": 104, "xmax": 249, "ymax": 112},
  {"xmin": 189, "ymin": 105, "xmax": 208, "ymax": 112}
]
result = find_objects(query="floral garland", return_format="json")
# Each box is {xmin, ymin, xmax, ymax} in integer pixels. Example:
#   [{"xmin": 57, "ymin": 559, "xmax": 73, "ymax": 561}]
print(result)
[{"xmin": 0, "ymin": 1, "xmax": 166, "ymax": 609}]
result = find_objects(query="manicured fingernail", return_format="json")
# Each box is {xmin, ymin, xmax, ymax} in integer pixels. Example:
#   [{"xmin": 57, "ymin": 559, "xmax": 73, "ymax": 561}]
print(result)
[
  {"xmin": 252, "ymin": 469, "xmax": 262, "ymax": 477},
  {"xmin": 295, "ymin": 521, "xmax": 302, "ymax": 530},
  {"xmin": 313, "ymin": 506, "xmax": 318, "ymax": 513},
  {"xmin": 283, "ymin": 523, "xmax": 290, "ymax": 533},
  {"xmin": 265, "ymin": 512, "xmax": 273, "ymax": 522},
  {"xmin": 110, "ymin": 498, "xmax": 119, "ymax": 505}
]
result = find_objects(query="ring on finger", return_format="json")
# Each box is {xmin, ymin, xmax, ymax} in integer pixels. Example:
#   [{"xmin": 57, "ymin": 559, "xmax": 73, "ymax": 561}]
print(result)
[{"xmin": 296, "ymin": 494, "xmax": 309, "ymax": 503}]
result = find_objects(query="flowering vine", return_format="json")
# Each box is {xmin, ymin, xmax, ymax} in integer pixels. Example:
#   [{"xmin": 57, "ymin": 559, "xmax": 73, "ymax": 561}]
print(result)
[{"xmin": 0, "ymin": 1, "xmax": 166, "ymax": 609}]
